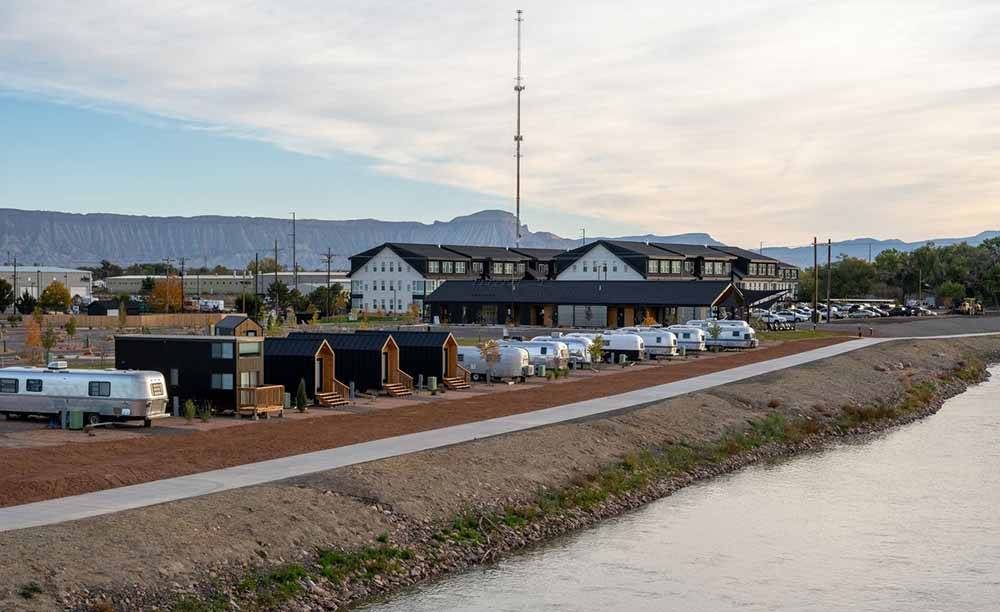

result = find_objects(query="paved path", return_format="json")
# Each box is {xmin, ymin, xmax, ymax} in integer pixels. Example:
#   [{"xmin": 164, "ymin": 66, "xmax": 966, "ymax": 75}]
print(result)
[{"xmin": 2, "ymin": 333, "xmax": 997, "ymax": 533}]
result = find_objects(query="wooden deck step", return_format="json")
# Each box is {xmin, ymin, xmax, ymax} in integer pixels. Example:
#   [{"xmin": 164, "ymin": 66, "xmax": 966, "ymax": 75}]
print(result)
[
  {"xmin": 315, "ymin": 391, "xmax": 350, "ymax": 407},
  {"xmin": 442, "ymin": 376, "xmax": 471, "ymax": 390},
  {"xmin": 383, "ymin": 382, "xmax": 412, "ymax": 397}
]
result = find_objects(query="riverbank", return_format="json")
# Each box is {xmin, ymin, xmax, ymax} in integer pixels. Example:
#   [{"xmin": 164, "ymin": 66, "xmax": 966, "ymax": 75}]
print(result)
[{"xmin": 1, "ymin": 336, "xmax": 997, "ymax": 611}]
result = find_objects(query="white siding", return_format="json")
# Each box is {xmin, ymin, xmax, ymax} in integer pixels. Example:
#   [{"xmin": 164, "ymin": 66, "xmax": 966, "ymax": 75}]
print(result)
[
  {"xmin": 555, "ymin": 244, "xmax": 643, "ymax": 281},
  {"xmin": 348, "ymin": 247, "xmax": 427, "ymax": 312}
]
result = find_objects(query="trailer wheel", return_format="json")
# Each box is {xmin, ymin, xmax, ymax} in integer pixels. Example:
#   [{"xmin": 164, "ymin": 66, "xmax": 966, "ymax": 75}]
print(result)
[
  {"xmin": 85, "ymin": 413, "xmax": 101, "ymax": 426},
  {"xmin": 471, "ymin": 373, "xmax": 481, "ymax": 381}
]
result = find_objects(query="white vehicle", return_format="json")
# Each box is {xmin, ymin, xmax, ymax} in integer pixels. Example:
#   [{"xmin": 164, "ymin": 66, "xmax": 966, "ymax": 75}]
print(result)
[
  {"xmin": 0, "ymin": 362, "xmax": 169, "ymax": 426},
  {"xmin": 667, "ymin": 325, "xmax": 708, "ymax": 351},
  {"xmin": 499, "ymin": 340, "xmax": 570, "ymax": 370},
  {"xmin": 777, "ymin": 309, "xmax": 810, "ymax": 322},
  {"xmin": 848, "ymin": 308, "xmax": 875, "ymax": 318},
  {"xmin": 456, "ymin": 346, "xmax": 533, "ymax": 382},
  {"xmin": 609, "ymin": 328, "xmax": 677, "ymax": 358},
  {"xmin": 703, "ymin": 325, "xmax": 758, "ymax": 349},
  {"xmin": 758, "ymin": 312, "xmax": 790, "ymax": 324},
  {"xmin": 595, "ymin": 333, "xmax": 646, "ymax": 362},
  {"xmin": 531, "ymin": 335, "xmax": 593, "ymax": 367}
]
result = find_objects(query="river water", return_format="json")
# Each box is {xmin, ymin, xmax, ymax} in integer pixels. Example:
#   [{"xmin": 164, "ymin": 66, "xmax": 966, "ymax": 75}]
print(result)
[{"xmin": 366, "ymin": 366, "xmax": 1000, "ymax": 612}]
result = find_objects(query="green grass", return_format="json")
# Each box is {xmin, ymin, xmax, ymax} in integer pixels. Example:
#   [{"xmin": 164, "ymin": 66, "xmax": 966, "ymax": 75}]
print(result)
[
  {"xmin": 317, "ymin": 545, "xmax": 413, "ymax": 584},
  {"xmin": 757, "ymin": 329, "xmax": 845, "ymax": 342},
  {"xmin": 455, "ymin": 337, "xmax": 491, "ymax": 346},
  {"xmin": 18, "ymin": 582, "xmax": 42, "ymax": 600}
]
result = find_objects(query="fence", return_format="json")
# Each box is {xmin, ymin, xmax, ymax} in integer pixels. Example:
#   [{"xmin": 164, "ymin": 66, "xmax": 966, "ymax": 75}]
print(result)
[{"xmin": 42, "ymin": 313, "xmax": 228, "ymax": 329}]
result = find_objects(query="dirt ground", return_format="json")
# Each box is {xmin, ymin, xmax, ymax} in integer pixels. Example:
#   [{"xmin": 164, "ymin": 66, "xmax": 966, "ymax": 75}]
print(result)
[
  {"xmin": 0, "ymin": 337, "xmax": 848, "ymax": 507},
  {"xmin": 0, "ymin": 336, "xmax": 996, "ymax": 611}
]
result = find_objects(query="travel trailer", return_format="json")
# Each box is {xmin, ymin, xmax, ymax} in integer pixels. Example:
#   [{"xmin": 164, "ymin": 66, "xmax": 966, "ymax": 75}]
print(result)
[
  {"xmin": 457, "ymin": 345, "xmax": 533, "ymax": 382},
  {"xmin": 499, "ymin": 340, "xmax": 570, "ymax": 370},
  {"xmin": 666, "ymin": 325, "xmax": 708, "ymax": 351}
]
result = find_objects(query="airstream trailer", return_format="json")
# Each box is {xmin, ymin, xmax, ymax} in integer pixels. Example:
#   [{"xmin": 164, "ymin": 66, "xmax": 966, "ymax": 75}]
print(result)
[
  {"xmin": 666, "ymin": 325, "xmax": 708, "ymax": 351},
  {"xmin": 531, "ymin": 335, "xmax": 592, "ymax": 367},
  {"xmin": 0, "ymin": 362, "xmax": 169, "ymax": 426},
  {"xmin": 457, "ymin": 346, "xmax": 533, "ymax": 382},
  {"xmin": 685, "ymin": 320, "xmax": 758, "ymax": 349},
  {"xmin": 499, "ymin": 340, "xmax": 570, "ymax": 370},
  {"xmin": 611, "ymin": 329, "xmax": 677, "ymax": 358},
  {"xmin": 595, "ymin": 333, "xmax": 646, "ymax": 362}
]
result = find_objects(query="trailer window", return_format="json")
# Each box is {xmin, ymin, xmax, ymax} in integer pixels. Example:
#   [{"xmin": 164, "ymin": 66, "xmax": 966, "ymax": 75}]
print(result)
[
  {"xmin": 0, "ymin": 378, "xmax": 17, "ymax": 393},
  {"xmin": 540, "ymin": 347, "xmax": 547, "ymax": 355},
  {"xmin": 150, "ymin": 381, "xmax": 164, "ymax": 396},
  {"xmin": 88, "ymin": 381, "xmax": 111, "ymax": 397},
  {"xmin": 457, "ymin": 353, "xmax": 464, "ymax": 362},
  {"xmin": 26, "ymin": 379, "xmax": 43, "ymax": 392}
]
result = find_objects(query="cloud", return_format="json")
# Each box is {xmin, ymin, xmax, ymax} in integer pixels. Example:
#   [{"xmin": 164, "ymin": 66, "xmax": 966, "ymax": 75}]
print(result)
[{"xmin": 1, "ymin": 0, "xmax": 999, "ymax": 244}]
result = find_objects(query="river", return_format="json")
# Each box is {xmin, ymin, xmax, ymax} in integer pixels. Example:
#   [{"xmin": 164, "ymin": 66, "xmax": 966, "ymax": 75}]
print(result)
[{"xmin": 366, "ymin": 366, "xmax": 1000, "ymax": 612}]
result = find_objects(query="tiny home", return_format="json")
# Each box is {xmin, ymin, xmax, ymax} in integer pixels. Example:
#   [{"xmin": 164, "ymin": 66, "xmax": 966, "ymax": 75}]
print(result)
[
  {"xmin": 356, "ymin": 330, "xmax": 469, "ymax": 389},
  {"xmin": 115, "ymin": 334, "xmax": 283, "ymax": 414},
  {"xmin": 290, "ymin": 332, "xmax": 410, "ymax": 396},
  {"xmin": 263, "ymin": 337, "xmax": 350, "ymax": 407},
  {"xmin": 213, "ymin": 315, "xmax": 263, "ymax": 337}
]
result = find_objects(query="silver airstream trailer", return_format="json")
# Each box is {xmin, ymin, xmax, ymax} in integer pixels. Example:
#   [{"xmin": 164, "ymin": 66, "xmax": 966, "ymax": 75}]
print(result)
[
  {"xmin": 457, "ymin": 346, "xmax": 533, "ymax": 382},
  {"xmin": 686, "ymin": 320, "xmax": 759, "ymax": 349},
  {"xmin": 596, "ymin": 333, "xmax": 646, "ymax": 362},
  {"xmin": 667, "ymin": 325, "xmax": 708, "ymax": 351},
  {"xmin": 0, "ymin": 362, "xmax": 169, "ymax": 426},
  {"xmin": 610, "ymin": 328, "xmax": 677, "ymax": 359},
  {"xmin": 530, "ymin": 335, "xmax": 592, "ymax": 368},
  {"xmin": 499, "ymin": 340, "xmax": 570, "ymax": 370}
]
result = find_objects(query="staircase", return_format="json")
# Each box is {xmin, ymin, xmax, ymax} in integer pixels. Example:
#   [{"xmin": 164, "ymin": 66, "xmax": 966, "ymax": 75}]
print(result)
[
  {"xmin": 315, "ymin": 391, "xmax": 350, "ymax": 407},
  {"xmin": 443, "ymin": 376, "xmax": 471, "ymax": 390},
  {"xmin": 383, "ymin": 382, "xmax": 412, "ymax": 397}
]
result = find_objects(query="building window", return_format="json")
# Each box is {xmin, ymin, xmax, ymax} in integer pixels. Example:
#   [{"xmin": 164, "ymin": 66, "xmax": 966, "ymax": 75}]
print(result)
[
  {"xmin": 684, "ymin": 261, "xmax": 694, "ymax": 274},
  {"xmin": 539, "ymin": 263, "xmax": 548, "ymax": 274},
  {"xmin": 504, "ymin": 262, "xmax": 515, "ymax": 275},
  {"xmin": 724, "ymin": 262, "xmax": 731, "ymax": 275},
  {"xmin": 389, "ymin": 262, "xmax": 394, "ymax": 272},
  {"xmin": 749, "ymin": 263, "xmax": 758, "ymax": 276},
  {"xmin": 170, "ymin": 368, "xmax": 179, "ymax": 385},
  {"xmin": 88, "ymin": 381, "xmax": 111, "ymax": 397},
  {"xmin": 238, "ymin": 342, "xmax": 260, "ymax": 356},
  {"xmin": 671, "ymin": 260, "xmax": 682, "ymax": 274},
  {"xmin": 381, "ymin": 280, "xmax": 386, "ymax": 291},
  {"xmin": 428, "ymin": 261, "xmax": 440, "ymax": 273},
  {"xmin": 26, "ymin": 379, "xmax": 42, "ymax": 392},
  {"xmin": 648, "ymin": 260, "xmax": 658, "ymax": 274},
  {"xmin": 472, "ymin": 262, "xmax": 483, "ymax": 273},
  {"xmin": 210, "ymin": 373, "xmax": 234, "ymax": 390},
  {"xmin": 442, "ymin": 261, "xmax": 454, "ymax": 274},
  {"xmin": 0, "ymin": 378, "xmax": 17, "ymax": 393},
  {"xmin": 381, "ymin": 299, "xmax": 386, "ymax": 310},
  {"xmin": 517, "ymin": 262, "xmax": 525, "ymax": 274},
  {"xmin": 211, "ymin": 343, "xmax": 234, "ymax": 359},
  {"xmin": 583, "ymin": 262, "xmax": 588, "ymax": 273},
  {"xmin": 364, "ymin": 283, "xmax": 369, "ymax": 292},
  {"xmin": 572, "ymin": 264, "xmax": 577, "ymax": 272},
  {"xmin": 455, "ymin": 261, "xmax": 466, "ymax": 273}
]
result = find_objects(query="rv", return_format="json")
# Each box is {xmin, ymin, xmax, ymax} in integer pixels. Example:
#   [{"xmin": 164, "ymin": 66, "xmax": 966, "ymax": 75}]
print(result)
[
  {"xmin": 0, "ymin": 362, "xmax": 169, "ymax": 426},
  {"xmin": 457, "ymin": 346, "xmax": 533, "ymax": 382},
  {"xmin": 666, "ymin": 325, "xmax": 708, "ymax": 351},
  {"xmin": 595, "ymin": 333, "xmax": 646, "ymax": 362},
  {"xmin": 611, "ymin": 329, "xmax": 677, "ymax": 358},
  {"xmin": 499, "ymin": 340, "xmax": 570, "ymax": 370},
  {"xmin": 531, "ymin": 335, "xmax": 593, "ymax": 367},
  {"xmin": 685, "ymin": 320, "xmax": 758, "ymax": 349}
]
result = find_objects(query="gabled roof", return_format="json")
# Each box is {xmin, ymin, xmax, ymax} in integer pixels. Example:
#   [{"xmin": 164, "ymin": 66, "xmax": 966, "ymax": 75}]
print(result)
[
  {"xmin": 602, "ymin": 240, "xmax": 679, "ymax": 258},
  {"xmin": 709, "ymin": 245, "xmax": 779, "ymax": 263},
  {"xmin": 289, "ymin": 331, "xmax": 391, "ymax": 352},
  {"xmin": 215, "ymin": 315, "xmax": 255, "ymax": 333},
  {"xmin": 551, "ymin": 240, "xmax": 653, "ymax": 276},
  {"xmin": 263, "ymin": 336, "xmax": 329, "ymax": 358},
  {"xmin": 440, "ymin": 245, "xmax": 526, "ymax": 261},
  {"xmin": 652, "ymin": 243, "xmax": 735, "ymax": 260},
  {"xmin": 425, "ymin": 280, "xmax": 739, "ymax": 307},
  {"xmin": 356, "ymin": 330, "xmax": 454, "ymax": 348},
  {"xmin": 509, "ymin": 247, "xmax": 566, "ymax": 261},
  {"xmin": 349, "ymin": 242, "xmax": 472, "ymax": 275}
]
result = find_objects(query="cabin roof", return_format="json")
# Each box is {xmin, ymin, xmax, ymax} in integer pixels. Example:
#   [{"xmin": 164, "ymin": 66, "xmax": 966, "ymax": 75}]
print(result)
[
  {"xmin": 116, "ymin": 334, "xmax": 263, "ymax": 343},
  {"xmin": 425, "ymin": 280, "xmax": 739, "ymax": 307},
  {"xmin": 356, "ymin": 330, "xmax": 454, "ymax": 348},
  {"xmin": 263, "ymin": 336, "xmax": 328, "ymax": 357},
  {"xmin": 509, "ymin": 247, "xmax": 566, "ymax": 261},
  {"xmin": 215, "ymin": 315, "xmax": 254, "ymax": 332},
  {"xmin": 289, "ymin": 331, "xmax": 390, "ymax": 351}
]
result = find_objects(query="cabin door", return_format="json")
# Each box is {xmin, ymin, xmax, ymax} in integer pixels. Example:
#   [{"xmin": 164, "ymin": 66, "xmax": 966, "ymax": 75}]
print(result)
[
  {"xmin": 314, "ymin": 358, "xmax": 323, "ymax": 394},
  {"xmin": 442, "ymin": 347, "xmax": 449, "ymax": 377},
  {"xmin": 381, "ymin": 351, "xmax": 389, "ymax": 384}
]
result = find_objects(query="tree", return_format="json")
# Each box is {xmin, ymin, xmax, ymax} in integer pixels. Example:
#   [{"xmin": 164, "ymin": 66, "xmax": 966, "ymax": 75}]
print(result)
[
  {"xmin": 936, "ymin": 280, "xmax": 966, "ymax": 306},
  {"xmin": 307, "ymin": 284, "xmax": 344, "ymax": 317},
  {"xmin": 15, "ymin": 291, "xmax": 37, "ymax": 315},
  {"xmin": 247, "ymin": 257, "xmax": 286, "ymax": 275},
  {"xmin": 64, "ymin": 316, "xmax": 78, "ymax": 342},
  {"xmin": 295, "ymin": 378, "xmax": 308, "ymax": 412},
  {"xmin": 641, "ymin": 310, "xmax": 657, "ymax": 326},
  {"xmin": 140, "ymin": 276, "xmax": 156, "ymax": 296},
  {"xmin": 0, "ymin": 279, "xmax": 13, "ymax": 314},
  {"xmin": 41, "ymin": 324, "xmax": 58, "ymax": 364},
  {"xmin": 266, "ymin": 281, "xmax": 290, "ymax": 310},
  {"xmin": 24, "ymin": 314, "xmax": 41, "ymax": 364},
  {"xmin": 117, "ymin": 298, "xmax": 129, "ymax": 329},
  {"xmin": 38, "ymin": 281, "xmax": 72, "ymax": 313},
  {"xmin": 96, "ymin": 260, "xmax": 123, "ymax": 280},
  {"xmin": 149, "ymin": 277, "xmax": 183, "ymax": 313},
  {"xmin": 588, "ymin": 335, "xmax": 605, "ymax": 365},
  {"xmin": 235, "ymin": 293, "xmax": 263, "ymax": 318},
  {"xmin": 478, "ymin": 339, "xmax": 501, "ymax": 384}
]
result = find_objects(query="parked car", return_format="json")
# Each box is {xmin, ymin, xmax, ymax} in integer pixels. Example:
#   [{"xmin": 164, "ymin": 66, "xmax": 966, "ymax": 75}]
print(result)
[
  {"xmin": 916, "ymin": 306, "xmax": 938, "ymax": 316},
  {"xmin": 887, "ymin": 306, "xmax": 913, "ymax": 317},
  {"xmin": 777, "ymin": 309, "xmax": 809, "ymax": 322}
]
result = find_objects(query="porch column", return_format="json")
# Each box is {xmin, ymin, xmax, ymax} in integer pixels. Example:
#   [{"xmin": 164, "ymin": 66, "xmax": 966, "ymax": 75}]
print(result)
[
  {"xmin": 624, "ymin": 306, "xmax": 635, "ymax": 327},
  {"xmin": 542, "ymin": 304, "xmax": 554, "ymax": 327}
]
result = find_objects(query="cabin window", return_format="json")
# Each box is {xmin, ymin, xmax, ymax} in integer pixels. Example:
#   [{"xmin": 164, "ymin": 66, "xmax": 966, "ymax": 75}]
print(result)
[
  {"xmin": 26, "ymin": 379, "xmax": 43, "ymax": 392},
  {"xmin": 212, "ymin": 343, "xmax": 234, "ymax": 359},
  {"xmin": 210, "ymin": 373, "xmax": 234, "ymax": 390},
  {"xmin": 389, "ymin": 262, "xmax": 394, "ymax": 272},
  {"xmin": 671, "ymin": 260, "xmax": 682, "ymax": 274},
  {"xmin": 602, "ymin": 339, "xmax": 610, "ymax": 346},
  {"xmin": 170, "ymin": 368, "xmax": 179, "ymax": 385},
  {"xmin": 539, "ymin": 263, "xmax": 548, "ymax": 274},
  {"xmin": 0, "ymin": 378, "xmax": 18, "ymax": 393},
  {"xmin": 492, "ymin": 262, "xmax": 504, "ymax": 274},
  {"xmin": 749, "ymin": 263, "xmax": 758, "ymax": 275},
  {"xmin": 442, "ymin": 261, "xmax": 454, "ymax": 274},
  {"xmin": 380, "ymin": 262, "xmax": 385, "ymax": 272},
  {"xmin": 150, "ymin": 382, "xmax": 164, "ymax": 395},
  {"xmin": 428, "ymin": 261, "xmax": 440, "ymax": 273},
  {"xmin": 583, "ymin": 262, "xmax": 588, "ymax": 272},
  {"xmin": 732, "ymin": 331, "xmax": 741, "ymax": 337},
  {"xmin": 455, "ymin": 261, "xmax": 467, "ymax": 273},
  {"xmin": 656, "ymin": 337, "xmax": 662, "ymax": 343},
  {"xmin": 238, "ymin": 342, "xmax": 261, "ymax": 356},
  {"xmin": 88, "ymin": 381, "xmax": 111, "ymax": 397},
  {"xmin": 517, "ymin": 262, "xmax": 525, "ymax": 274}
]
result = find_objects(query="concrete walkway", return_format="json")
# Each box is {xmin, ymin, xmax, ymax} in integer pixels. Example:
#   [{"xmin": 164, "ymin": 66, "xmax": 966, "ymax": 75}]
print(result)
[{"xmin": 1, "ymin": 333, "xmax": 996, "ymax": 533}]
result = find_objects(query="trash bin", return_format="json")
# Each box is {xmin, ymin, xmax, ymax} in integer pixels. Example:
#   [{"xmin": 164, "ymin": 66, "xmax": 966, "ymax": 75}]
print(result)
[
  {"xmin": 618, "ymin": 354, "xmax": 628, "ymax": 365},
  {"xmin": 68, "ymin": 410, "xmax": 84, "ymax": 430},
  {"xmin": 428, "ymin": 376, "xmax": 437, "ymax": 391},
  {"xmin": 537, "ymin": 364, "xmax": 546, "ymax": 377}
]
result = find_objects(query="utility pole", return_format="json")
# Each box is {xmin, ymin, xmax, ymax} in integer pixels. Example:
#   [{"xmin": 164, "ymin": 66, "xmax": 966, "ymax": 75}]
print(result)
[
  {"xmin": 826, "ymin": 239, "xmax": 832, "ymax": 323},
  {"xmin": 11, "ymin": 255, "xmax": 16, "ymax": 312},
  {"xmin": 760, "ymin": 241, "xmax": 764, "ymax": 255},
  {"xmin": 513, "ymin": 8, "xmax": 525, "ymax": 248},
  {"xmin": 254, "ymin": 252, "xmax": 260, "ymax": 297},
  {"xmin": 321, "ymin": 248, "xmax": 334, "ymax": 317},
  {"xmin": 290, "ymin": 212, "xmax": 298, "ymax": 292},
  {"xmin": 162, "ymin": 257, "xmax": 174, "ymax": 313},
  {"xmin": 179, "ymin": 256, "xmax": 186, "ymax": 311},
  {"xmin": 812, "ymin": 237, "xmax": 819, "ymax": 323},
  {"xmin": 580, "ymin": 228, "xmax": 586, "ymax": 247},
  {"xmin": 273, "ymin": 240, "xmax": 280, "ymax": 312}
]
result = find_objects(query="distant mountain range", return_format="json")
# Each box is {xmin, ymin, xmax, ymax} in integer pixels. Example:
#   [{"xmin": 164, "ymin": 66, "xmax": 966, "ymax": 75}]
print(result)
[
  {"xmin": 0, "ymin": 207, "xmax": 994, "ymax": 271},
  {"xmin": 761, "ymin": 232, "xmax": 1000, "ymax": 268}
]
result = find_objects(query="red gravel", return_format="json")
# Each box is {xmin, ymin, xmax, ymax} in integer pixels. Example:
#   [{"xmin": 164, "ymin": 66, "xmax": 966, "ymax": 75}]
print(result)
[{"xmin": 0, "ymin": 337, "xmax": 851, "ymax": 507}]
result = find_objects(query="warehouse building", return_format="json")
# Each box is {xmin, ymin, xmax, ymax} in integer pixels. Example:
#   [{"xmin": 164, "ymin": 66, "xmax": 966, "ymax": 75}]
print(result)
[
  {"xmin": 104, "ymin": 271, "xmax": 347, "ymax": 296},
  {"xmin": 0, "ymin": 265, "xmax": 93, "ymax": 302}
]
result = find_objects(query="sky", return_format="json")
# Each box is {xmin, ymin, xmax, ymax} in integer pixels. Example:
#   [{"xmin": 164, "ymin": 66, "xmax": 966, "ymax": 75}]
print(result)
[{"xmin": 1, "ymin": 0, "xmax": 999, "ymax": 247}]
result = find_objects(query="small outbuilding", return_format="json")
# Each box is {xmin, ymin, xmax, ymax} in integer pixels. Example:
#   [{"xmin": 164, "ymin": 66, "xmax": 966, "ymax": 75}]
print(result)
[
  {"xmin": 213, "ymin": 315, "xmax": 263, "ymax": 337},
  {"xmin": 290, "ymin": 332, "xmax": 409, "ymax": 396},
  {"xmin": 264, "ymin": 337, "xmax": 349, "ymax": 407},
  {"xmin": 356, "ymin": 330, "xmax": 469, "ymax": 389}
]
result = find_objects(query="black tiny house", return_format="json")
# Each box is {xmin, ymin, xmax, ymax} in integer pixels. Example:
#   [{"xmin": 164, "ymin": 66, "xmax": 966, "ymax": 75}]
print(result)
[
  {"xmin": 263, "ymin": 337, "xmax": 348, "ymax": 404},
  {"xmin": 115, "ymin": 334, "xmax": 281, "ymax": 413},
  {"xmin": 289, "ymin": 332, "xmax": 404, "ymax": 393},
  {"xmin": 355, "ymin": 330, "xmax": 464, "ymax": 384}
]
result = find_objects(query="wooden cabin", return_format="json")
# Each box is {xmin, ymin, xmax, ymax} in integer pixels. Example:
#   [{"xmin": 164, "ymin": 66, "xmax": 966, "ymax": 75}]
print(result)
[
  {"xmin": 356, "ymin": 330, "xmax": 470, "ymax": 390},
  {"xmin": 212, "ymin": 315, "xmax": 263, "ymax": 337},
  {"xmin": 289, "ymin": 332, "xmax": 410, "ymax": 397},
  {"xmin": 263, "ymin": 337, "xmax": 349, "ymax": 407}
]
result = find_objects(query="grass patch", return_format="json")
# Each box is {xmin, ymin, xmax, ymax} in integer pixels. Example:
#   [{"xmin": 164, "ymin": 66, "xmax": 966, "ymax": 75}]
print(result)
[
  {"xmin": 757, "ymin": 330, "xmax": 844, "ymax": 342},
  {"xmin": 317, "ymin": 545, "xmax": 413, "ymax": 584},
  {"xmin": 18, "ymin": 581, "xmax": 42, "ymax": 599}
]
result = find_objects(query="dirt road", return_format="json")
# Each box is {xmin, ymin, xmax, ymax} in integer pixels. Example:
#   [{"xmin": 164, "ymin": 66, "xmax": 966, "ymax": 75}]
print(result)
[{"xmin": 0, "ymin": 338, "xmax": 849, "ymax": 508}]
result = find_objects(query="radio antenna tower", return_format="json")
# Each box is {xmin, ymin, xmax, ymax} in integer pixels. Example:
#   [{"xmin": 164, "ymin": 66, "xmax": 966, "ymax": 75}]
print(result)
[{"xmin": 513, "ymin": 8, "xmax": 525, "ymax": 248}]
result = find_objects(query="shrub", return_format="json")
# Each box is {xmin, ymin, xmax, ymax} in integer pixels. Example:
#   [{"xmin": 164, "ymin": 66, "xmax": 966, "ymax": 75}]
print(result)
[
  {"xmin": 199, "ymin": 401, "xmax": 213, "ymax": 423},
  {"xmin": 183, "ymin": 399, "xmax": 197, "ymax": 423},
  {"xmin": 18, "ymin": 581, "xmax": 42, "ymax": 599},
  {"xmin": 295, "ymin": 378, "xmax": 308, "ymax": 412}
]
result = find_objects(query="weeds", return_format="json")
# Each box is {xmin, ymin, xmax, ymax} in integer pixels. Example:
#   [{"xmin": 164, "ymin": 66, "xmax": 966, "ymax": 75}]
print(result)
[
  {"xmin": 317, "ymin": 545, "xmax": 413, "ymax": 584},
  {"xmin": 18, "ymin": 581, "xmax": 42, "ymax": 599}
]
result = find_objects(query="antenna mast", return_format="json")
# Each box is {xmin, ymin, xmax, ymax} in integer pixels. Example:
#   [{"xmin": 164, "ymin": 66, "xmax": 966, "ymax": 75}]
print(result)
[{"xmin": 514, "ymin": 9, "xmax": 524, "ymax": 248}]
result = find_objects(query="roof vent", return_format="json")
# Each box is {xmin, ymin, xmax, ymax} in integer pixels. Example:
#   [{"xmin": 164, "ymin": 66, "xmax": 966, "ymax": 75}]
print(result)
[{"xmin": 47, "ymin": 361, "xmax": 68, "ymax": 370}]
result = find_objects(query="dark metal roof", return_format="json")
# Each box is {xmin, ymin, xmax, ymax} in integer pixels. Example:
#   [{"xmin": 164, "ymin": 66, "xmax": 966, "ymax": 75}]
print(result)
[
  {"xmin": 709, "ymin": 245, "xmax": 779, "ymax": 263},
  {"xmin": 115, "ymin": 334, "xmax": 262, "ymax": 342},
  {"xmin": 215, "ymin": 315, "xmax": 252, "ymax": 332},
  {"xmin": 653, "ymin": 243, "xmax": 735, "ymax": 260},
  {"xmin": 440, "ymin": 245, "xmax": 526, "ymax": 261},
  {"xmin": 425, "ymin": 280, "xmax": 738, "ymax": 307},
  {"xmin": 510, "ymin": 247, "xmax": 566, "ymax": 261},
  {"xmin": 289, "ymin": 331, "xmax": 390, "ymax": 351},
  {"xmin": 602, "ymin": 240, "xmax": 677, "ymax": 258},
  {"xmin": 263, "ymin": 336, "xmax": 327, "ymax": 357},
  {"xmin": 391, "ymin": 243, "xmax": 471, "ymax": 260},
  {"xmin": 357, "ymin": 330, "xmax": 454, "ymax": 348}
]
